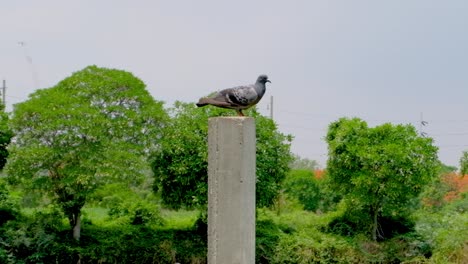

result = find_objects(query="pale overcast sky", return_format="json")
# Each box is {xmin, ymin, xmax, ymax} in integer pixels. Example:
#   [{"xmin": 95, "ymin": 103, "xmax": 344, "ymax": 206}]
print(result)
[{"xmin": 1, "ymin": 1, "xmax": 467, "ymax": 168}]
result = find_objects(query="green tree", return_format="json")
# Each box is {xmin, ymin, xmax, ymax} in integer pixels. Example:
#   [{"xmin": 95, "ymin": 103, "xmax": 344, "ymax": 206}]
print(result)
[
  {"xmin": 5, "ymin": 66, "xmax": 167, "ymax": 240},
  {"xmin": 460, "ymin": 151, "xmax": 468, "ymax": 176},
  {"xmin": 151, "ymin": 102, "xmax": 292, "ymax": 209},
  {"xmin": 0, "ymin": 103, "xmax": 12, "ymax": 170},
  {"xmin": 326, "ymin": 118, "xmax": 439, "ymax": 241},
  {"xmin": 283, "ymin": 169, "xmax": 320, "ymax": 211},
  {"xmin": 0, "ymin": 179, "xmax": 19, "ymax": 226},
  {"xmin": 420, "ymin": 163, "xmax": 460, "ymax": 210},
  {"xmin": 289, "ymin": 154, "xmax": 319, "ymax": 170}
]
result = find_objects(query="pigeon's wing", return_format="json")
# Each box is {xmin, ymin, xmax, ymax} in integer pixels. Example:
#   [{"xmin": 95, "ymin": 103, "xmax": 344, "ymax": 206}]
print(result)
[{"xmin": 217, "ymin": 85, "xmax": 258, "ymax": 107}]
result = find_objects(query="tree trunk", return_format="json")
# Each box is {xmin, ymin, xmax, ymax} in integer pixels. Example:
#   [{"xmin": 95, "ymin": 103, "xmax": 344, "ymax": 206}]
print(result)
[
  {"xmin": 71, "ymin": 211, "xmax": 81, "ymax": 241},
  {"xmin": 372, "ymin": 208, "xmax": 378, "ymax": 241}
]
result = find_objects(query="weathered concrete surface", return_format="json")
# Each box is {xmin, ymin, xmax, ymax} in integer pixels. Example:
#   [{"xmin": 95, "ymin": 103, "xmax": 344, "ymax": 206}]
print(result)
[{"xmin": 208, "ymin": 117, "xmax": 256, "ymax": 264}]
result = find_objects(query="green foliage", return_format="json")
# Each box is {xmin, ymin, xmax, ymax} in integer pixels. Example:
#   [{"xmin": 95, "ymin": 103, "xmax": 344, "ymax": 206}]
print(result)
[
  {"xmin": 315, "ymin": 176, "xmax": 342, "ymax": 213},
  {"xmin": 90, "ymin": 183, "xmax": 138, "ymax": 208},
  {"xmin": 88, "ymin": 176, "xmax": 161, "ymax": 227},
  {"xmin": 0, "ymin": 212, "xmax": 206, "ymax": 263},
  {"xmin": 327, "ymin": 207, "xmax": 415, "ymax": 239},
  {"xmin": 1, "ymin": 201, "xmax": 462, "ymax": 263},
  {"xmin": 420, "ymin": 175, "xmax": 452, "ymax": 211},
  {"xmin": 415, "ymin": 194, "xmax": 468, "ymax": 264},
  {"xmin": 0, "ymin": 179, "xmax": 19, "ymax": 226},
  {"xmin": 90, "ymin": 181, "xmax": 155, "ymax": 209},
  {"xmin": 256, "ymin": 114, "xmax": 294, "ymax": 207},
  {"xmin": 75, "ymin": 227, "xmax": 207, "ymax": 264},
  {"xmin": 162, "ymin": 209, "xmax": 200, "ymax": 230},
  {"xmin": 420, "ymin": 163, "xmax": 461, "ymax": 210},
  {"xmin": 460, "ymin": 151, "xmax": 468, "ymax": 175},
  {"xmin": 272, "ymin": 231, "xmax": 363, "ymax": 264},
  {"xmin": 151, "ymin": 102, "xmax": 215, "ymax": 209},
  {"xmin": 108, "ymin": 199, "xmax": 165, "ymax": 226},
  {"xmin": 0, "ymin": 205, "xmax": 66, "ymax": 263},
  {"xmin": 439, "ymin": 163, "xmax": 457, "ymax": 174},
  {"xmin": 257, "ymin": 208, "xmax": 434, "ymax": 263},
  {"xmin": 5, "ymin": 65, "xmax": 167, "ymax": 238},
  {"xmin": 0, "ymin": 103, "xmax": 12, "ymax": 170},
  {"xmin": 326, "ymin": 118, "xmax": 439, "ymax": 240},
  {"xmin": 256, "ymin": 220, "xmax": 283, "ymax": 264},
  {"xmin": 282, "ymin": 169, "xmax": 341, "ymax": 213},
  {"xmin": 350, "ymin": 233, "xmax": 432, "ymax": 264},
  {"xmin": 283, "ymin": 170, "xmax": 321, "ymax": 211},
  {"xmin": 151, "ymin": 102, "xmax": 292, "ymax": 209}
]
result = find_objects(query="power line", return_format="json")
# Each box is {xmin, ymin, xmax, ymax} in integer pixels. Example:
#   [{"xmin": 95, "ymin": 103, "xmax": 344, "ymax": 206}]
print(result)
[
  {"xmin": 438, "ymin": 145, "xmax": 468, "ymax": 149},
  {"xmin": 431, "ymin": 132, "xmax": 468, "ymax": 136},
  {"xmin": 5, "ymin": 95, "xmax": 26, "ymax": 100},
  {"xmin": 275, "ymin": 108, "xmax": 468, "ymax": 124}
]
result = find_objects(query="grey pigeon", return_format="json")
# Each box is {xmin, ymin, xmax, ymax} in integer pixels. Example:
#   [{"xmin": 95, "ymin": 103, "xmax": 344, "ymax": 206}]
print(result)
[{"xmin": 196, "ymin": 75, "xmax": 271, "ymax": 116}]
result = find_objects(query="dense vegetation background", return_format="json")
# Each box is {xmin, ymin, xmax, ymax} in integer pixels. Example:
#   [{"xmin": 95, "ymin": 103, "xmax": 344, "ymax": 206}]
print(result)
[{"xmin": 0, "ymin": 66, "xmax": 467, "ymax": 263}]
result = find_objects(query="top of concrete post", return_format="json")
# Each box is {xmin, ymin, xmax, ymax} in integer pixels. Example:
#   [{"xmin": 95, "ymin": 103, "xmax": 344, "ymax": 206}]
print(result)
[
  {"xmin": 208, "ymin": 116, "xmax": 255, "ymax": 126},
  {"xmin": 208, "ymin": 116, "xmax": 254, "ymax": 120}
]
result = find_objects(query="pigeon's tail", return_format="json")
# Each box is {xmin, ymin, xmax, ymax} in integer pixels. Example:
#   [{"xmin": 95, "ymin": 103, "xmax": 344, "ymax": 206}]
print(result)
[
  {"xmin": 196, "ymin": 98, "xmax": 210, "ymax": 107},
  {"xmin": 196, "ymin": 97, "xmax": 232, "ymax": 108}
]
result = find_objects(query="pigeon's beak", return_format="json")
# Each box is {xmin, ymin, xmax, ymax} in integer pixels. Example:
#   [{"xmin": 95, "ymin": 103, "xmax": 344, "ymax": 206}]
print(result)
[{"xmin": 267, "ymin": 80, "xmax": 271, "ymax": 83}]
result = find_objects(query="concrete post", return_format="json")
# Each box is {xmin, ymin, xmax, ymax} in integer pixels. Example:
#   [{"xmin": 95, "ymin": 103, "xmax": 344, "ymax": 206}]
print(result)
[{"xmin": 208, "ymin": 117, "xmax": 256, "ymax": 264}]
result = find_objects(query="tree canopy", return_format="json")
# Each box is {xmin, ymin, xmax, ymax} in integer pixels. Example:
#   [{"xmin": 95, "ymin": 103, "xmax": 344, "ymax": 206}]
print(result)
[
  {"xmin": 460, "ymin": 151, "xmax": 468, "ymax": 176},
  {"xmin": 283, "ymin": 169, "xmax": 321, "ymax": 211},
  {"xmin": 0, "ymin": 103, "xmax": 12, "ymax": 170},
  {"xmin": 289, "ymin": 154, "xmax": 319, "ymax": 170},
  {"xmin": 326, "ymin": 117, "xmax": 439, "ymax": 240},
  {"xmin": 151, "ymin": 102, "xmax": 292, "ymax": 209},
  {"xmin": 5, "ymin": 66, "xmax": 167, "ymax": 240}
]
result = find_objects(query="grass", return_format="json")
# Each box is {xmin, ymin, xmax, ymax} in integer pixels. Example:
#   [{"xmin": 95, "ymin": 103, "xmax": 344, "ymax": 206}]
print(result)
[
  {"xmin": 257, "ymin": 204, "xmax": 342, "ymax": 234},
  {"xmin": 82, "ymin": 206, "xmax": 110, "ymax": 226},
  {"xmin": 81, "ymin": 206, "xmax": 200, "ymax": 230},
  {"xmin": 160, "ymin": 208, "xmax": 200, "ymax": 229}
]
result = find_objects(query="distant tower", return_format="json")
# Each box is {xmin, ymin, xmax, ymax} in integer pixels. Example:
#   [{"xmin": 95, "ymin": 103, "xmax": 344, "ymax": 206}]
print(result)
[{"xmin": 270, "ymin": 95, "xmax": 273, "ymax": 120}]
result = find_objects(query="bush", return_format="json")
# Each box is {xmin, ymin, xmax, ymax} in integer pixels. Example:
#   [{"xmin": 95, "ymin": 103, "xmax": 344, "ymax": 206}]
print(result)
[
  {"xmin": 256, "ymin": 220, "xmax": 283, "ymax": 264},
  {"xmin": 0, "ymin": 181, "xmax": 19, "ymax": 226},
  {"xmin": 283, "ymin": 170, "xmax": 321, "ymax": 211},
  {"xmin": 1, "ymin": 210, "xmax": 206, "ymax": 263},
  {"xmin": 108, "ymin": 200, "xmax": 164, "ymax": 226},
  {"xmin": 0, "ymin": 206, "xmax": 68, "ymax": 263},
  {"xmin": 283, "ymin": 170, "xmax": 341, "ymax": 213},
  {"xmin": 327, "ymin": 206, "xmax": 415, "ymax": 240},
  {"xmin": 272, "ymin": 231, "xmax": 363, "ymax": 263},
  {"xmin": 415, "ymin": 194, "xmax": 468, "ymax": 263}
]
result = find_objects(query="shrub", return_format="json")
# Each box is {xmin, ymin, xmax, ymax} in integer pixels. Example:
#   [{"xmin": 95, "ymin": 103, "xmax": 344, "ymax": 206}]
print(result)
[
  {"xmin": 0, "ymin": 206, "xmax": 68, "ymax": 263},
  {"xmin": 272, "ymin": 231, "xmax": 363, "ymax": 263},
  {"xmin": 0, "ymin": 181, "xmax": 19, "ymax": 226},
  {"xmin": 108, "ymin": 200, "xmax": 164, "ymax": 226},
  {"xmin": 1, "ymin": 211, "xmax": 206, "ymax": 263},
  {"xmin": 256, "ymin": 220, "xmax": 283, "ymax": 264},
  {"xmin": 415, "ymin": 194, "xmax": 468, "ymax": 263},
  {"xmin": 327, "ymin": 205, "xmax": 415, "ymax": 240},
  {"xmin": 283, "ymin": 170, "xmax": 321, "ymax": 212}
]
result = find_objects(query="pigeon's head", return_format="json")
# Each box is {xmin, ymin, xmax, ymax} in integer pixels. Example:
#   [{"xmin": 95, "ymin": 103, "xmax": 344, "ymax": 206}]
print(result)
[{"xmin": 257, "ymin": 74, "xmax": 271, "ymax": 84}]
